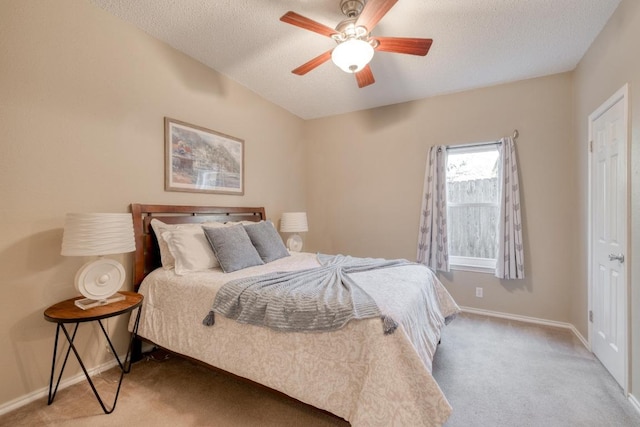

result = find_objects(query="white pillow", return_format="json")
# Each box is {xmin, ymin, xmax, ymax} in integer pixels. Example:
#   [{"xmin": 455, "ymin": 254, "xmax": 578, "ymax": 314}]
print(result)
[
  {"xmin": 150, "ymin": 219, "xmax": 181, "ymax": 269},
  {"xmin": 162, "ymin": 226, "xmax": 224, "ymax": 275},
  {"xmin": 150, "ymin": 219, "xmax": 225, "ymax": 270},
  {"xmin": 225, "ymin": 220, "xmax": 262, "ymax": 226}
]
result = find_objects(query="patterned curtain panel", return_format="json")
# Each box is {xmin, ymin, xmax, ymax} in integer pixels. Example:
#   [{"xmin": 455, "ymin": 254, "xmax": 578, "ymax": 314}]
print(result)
[
  {"xmin": 417, "ymin": 145, "xmax": 449, "ymax": 271},
  {"xmin": 495, "ymin": 137, "xmax": 525, "ymax": 279}
]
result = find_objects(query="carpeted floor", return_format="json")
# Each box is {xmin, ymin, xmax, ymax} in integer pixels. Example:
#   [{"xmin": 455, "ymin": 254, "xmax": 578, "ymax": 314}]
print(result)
[
  {"xmin": 1, "ymin": 312, "xmax": 639, "ymax": 426},
  {"xmin": 432, "ymin": 313, "xmax": 640, "ymax": 427}
]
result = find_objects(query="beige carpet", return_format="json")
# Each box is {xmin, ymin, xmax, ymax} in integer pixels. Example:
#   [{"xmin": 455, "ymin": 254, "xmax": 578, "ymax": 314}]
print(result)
[
  {"xmin": 432, "ymin": 313, "xmax": 640, "ymax": 426},
  {"xmin": 2, "ymin": 313, "xmax": 639, "ymax": 426}
]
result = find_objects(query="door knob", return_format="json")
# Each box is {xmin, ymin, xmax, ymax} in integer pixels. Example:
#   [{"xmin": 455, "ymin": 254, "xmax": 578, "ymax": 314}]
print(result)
[{"xmin": 608, "ymin": 253, "xmax": 625, "ymax": 263}]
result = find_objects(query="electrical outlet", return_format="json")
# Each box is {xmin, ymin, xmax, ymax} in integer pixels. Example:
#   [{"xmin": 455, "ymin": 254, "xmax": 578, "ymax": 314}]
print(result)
[{"xmin": 475, "ymin": 287, "xmax": 483, "ymax": 298}]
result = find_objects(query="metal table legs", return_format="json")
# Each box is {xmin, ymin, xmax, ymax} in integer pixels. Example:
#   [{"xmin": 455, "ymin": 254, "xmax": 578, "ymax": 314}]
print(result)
[{"xmin": 47, "ymin": 308, "xmax": 141, "ymax": 414}]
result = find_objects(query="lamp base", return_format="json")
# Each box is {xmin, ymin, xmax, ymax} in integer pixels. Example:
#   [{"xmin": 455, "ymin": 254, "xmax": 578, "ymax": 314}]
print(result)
[
  {"xmin": 75, "ymin": 258, "xmax": 125, "ymax": 303},
  {"xmin": 74, "ymin": 292, "xmax": 126, "ymax": 310},
  {"xmin": 286, "ymin": 234, "xmax": 303, "ymax": 252}
]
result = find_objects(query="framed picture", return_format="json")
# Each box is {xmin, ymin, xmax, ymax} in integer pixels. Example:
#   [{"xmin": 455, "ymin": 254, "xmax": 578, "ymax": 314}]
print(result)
[{"xmin": 165, "ymin": 117, "xmax": 244, "ymax": 195}]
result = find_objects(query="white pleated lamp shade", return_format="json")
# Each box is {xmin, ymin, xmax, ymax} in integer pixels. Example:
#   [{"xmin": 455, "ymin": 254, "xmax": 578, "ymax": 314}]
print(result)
[
  {"xmin": 280, "ymin": 212, "xmax": 308, "ymax": 233},
  {"xmin": 61, "ymin": 213, "xmax": 136, "ymax": 256}
]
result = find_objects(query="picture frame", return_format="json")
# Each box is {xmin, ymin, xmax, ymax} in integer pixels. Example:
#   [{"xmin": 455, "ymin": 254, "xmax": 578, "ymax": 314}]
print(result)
[{"xmin": 165, "ymin": 117, "xmax": 244, "ymax": 195}]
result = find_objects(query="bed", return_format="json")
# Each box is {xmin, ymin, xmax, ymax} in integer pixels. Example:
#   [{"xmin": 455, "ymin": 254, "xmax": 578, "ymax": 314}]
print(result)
[{"xmin": 129, "ymin": 203, "xmax": 459, "ymax": 426}]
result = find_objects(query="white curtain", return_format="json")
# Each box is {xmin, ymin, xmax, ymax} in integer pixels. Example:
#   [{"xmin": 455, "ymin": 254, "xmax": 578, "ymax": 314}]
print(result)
[
  {"xmin": 495, "ymin": 137, "xmax": 525, "ymax": 279},
  {"xmin": 417, "ymin": 145, "xmax": 449, "ymax": 271}
]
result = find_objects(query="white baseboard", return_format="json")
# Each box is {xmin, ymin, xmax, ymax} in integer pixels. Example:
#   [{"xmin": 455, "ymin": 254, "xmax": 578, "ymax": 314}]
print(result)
[
  {"xmin": 460, "ymin": 306, "xmax": 590, "ymax": 349},
  {"xmin": 0, "ymin": 356, "xmax": 124, "ymax": 416},
  {"xmin": 629, "ymin": 394, "xmax": 640, "ymax": 416}
]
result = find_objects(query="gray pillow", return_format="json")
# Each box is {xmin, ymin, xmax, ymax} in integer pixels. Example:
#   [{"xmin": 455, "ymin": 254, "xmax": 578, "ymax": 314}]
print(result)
[
  {"xmin": 203, "ymin": 225, "xmax": 264, "ymax": 273},
  {"xmin": 243, "ymin": 221, "xmax": 290, "ymax": 263}
]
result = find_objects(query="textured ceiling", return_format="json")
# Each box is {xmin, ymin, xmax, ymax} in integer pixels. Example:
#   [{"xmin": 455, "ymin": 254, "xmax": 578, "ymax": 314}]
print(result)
[{"xmin": 91, "ymin": 0, "xmax": 621, "ymax": 119}]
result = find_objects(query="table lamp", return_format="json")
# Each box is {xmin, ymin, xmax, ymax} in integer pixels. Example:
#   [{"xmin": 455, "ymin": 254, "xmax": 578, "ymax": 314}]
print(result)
[
  {"xmin": 61, "ymin": 213, "xmax": 136, "ymax": 310},
  {"xmin": 280, "ymin": 212, "xmax": 308, "ymax": 252}
]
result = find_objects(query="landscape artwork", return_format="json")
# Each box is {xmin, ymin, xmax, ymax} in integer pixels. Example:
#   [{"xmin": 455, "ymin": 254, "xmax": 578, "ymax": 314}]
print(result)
[{"xmin": 165, "ymin": 118, "xmax": 244, "ymax": 195}]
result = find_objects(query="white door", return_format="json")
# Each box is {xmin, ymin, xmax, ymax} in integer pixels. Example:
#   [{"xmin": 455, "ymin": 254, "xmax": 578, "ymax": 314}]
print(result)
[{"xmin": 589, "ymin": 84, "xmax": 628, "ymax": 391}]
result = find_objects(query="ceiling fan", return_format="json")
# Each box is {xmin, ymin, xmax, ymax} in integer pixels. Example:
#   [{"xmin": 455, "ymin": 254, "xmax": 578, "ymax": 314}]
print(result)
[{"xmin": 280, "ymin": 0, "xmax": 432, "ymax": 88}]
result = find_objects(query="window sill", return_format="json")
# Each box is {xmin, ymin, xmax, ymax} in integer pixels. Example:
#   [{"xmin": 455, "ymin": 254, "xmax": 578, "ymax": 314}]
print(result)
[
  {"xmin": 450, "ymin": 264, "xmax": 496, "ymax": 274},
  {"xmin": 449, "ymin": 256, "xmax": 496, "ymax": 274}
]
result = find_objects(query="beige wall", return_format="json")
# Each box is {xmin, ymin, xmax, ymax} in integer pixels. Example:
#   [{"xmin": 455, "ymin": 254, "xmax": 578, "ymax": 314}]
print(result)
[
  {"xmin": 304, "ymin": 73, "xmax": 578, "ymax": 323},
  {"xmin": 573, "ymin": 0, "xmax": 640, "ymax": 402},
  {"xmin": 0, "ymin": 0, "xmax": 305, "ymax": 406}
]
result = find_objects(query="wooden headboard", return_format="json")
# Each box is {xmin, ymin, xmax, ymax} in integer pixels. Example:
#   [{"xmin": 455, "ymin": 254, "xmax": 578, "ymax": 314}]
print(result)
[{"xmin": 130, "ymin": 204, "xmax": 266, "ymax": 289}]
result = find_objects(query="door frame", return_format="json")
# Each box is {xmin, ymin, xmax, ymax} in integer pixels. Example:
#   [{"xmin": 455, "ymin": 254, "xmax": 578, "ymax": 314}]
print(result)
[{"xmin": 587, "ymin": 83, "xmax": 630, "ymax": 393}]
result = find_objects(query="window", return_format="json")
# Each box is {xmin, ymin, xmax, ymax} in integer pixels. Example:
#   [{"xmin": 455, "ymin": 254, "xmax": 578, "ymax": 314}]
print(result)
[{"xmin": 446, "ymin": 144, "xmax": 500, "ymax": 272}]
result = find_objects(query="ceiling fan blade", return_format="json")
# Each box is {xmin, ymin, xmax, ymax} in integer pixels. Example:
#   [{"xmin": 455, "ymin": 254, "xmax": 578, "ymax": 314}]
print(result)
[
  {"xmin": 374, "ymin": 37, "xmax": 433, "ymax": 56},
  {"xmin": 356, "ymin": 0, "xmax": 398, "ymax": 32},
  {"xmin": 280, "ymin": 11, "xmax": 337, "ymax": 38},
  {"xmin": 355, "ymin": 65, "xmax": 375, "ymax": 88},
  {"xmin": 292, "ymin": 50, "xmax": 333, "ymax": 75}
]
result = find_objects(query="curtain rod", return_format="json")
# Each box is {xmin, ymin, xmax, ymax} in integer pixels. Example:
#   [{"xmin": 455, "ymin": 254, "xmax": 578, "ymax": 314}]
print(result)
[{"xmin": 440, "ymin": 129, "xmax": 519, "ymax": 152}]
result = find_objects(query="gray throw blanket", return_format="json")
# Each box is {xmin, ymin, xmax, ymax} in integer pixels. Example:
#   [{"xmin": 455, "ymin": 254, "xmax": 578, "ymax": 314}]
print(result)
[{"xmin": 203, "ymin": 254, "xmax": 411, "ymax": 334}]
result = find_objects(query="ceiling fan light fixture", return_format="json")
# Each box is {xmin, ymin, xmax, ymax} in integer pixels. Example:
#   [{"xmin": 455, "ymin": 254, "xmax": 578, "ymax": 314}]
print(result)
[
  {"xmin": 281, "ymin": 0, "xmax": 432, "ymax": 87},
  {"xmin": 331, "ymin": 38, "xmax": 374, "ymax": 73}
]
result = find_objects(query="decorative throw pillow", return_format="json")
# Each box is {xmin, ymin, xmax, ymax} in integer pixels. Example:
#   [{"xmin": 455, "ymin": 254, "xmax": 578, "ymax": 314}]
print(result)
[
  {"xmin": 203, "ymin": 224, "xmax": 264, "ymax": 273},
  {"xmin": 162, "ymin": 227, "xmax": 220, "ymax": 275},
  {"xmin": 243, "ymin": 221, "xmax": 289, "ymax": 263}
]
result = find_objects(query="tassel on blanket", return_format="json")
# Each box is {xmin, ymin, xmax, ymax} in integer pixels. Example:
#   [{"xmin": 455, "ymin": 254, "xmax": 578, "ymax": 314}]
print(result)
[
  {"xmin": 381, "ymin": 315, "xmax": 398, "ymax": 335},
  {"xmin": 203, "ymin": 310, "xmax": 215, "ymax": 326}
]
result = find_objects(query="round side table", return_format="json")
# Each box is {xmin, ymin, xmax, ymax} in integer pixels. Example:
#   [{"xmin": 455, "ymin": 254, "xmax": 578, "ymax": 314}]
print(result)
[{"xmin": 43, "ymin": 291, "xmax": 143, "ymax": 414}]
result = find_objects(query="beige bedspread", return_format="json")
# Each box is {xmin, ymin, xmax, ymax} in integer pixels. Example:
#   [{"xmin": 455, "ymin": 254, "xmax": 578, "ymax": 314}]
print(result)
[{"xmin": 131, "ymin": 252, "xmax": 459, "ymax": 426}]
